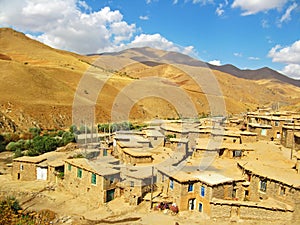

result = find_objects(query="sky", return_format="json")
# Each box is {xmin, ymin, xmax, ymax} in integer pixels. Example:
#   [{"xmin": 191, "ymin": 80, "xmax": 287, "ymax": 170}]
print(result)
[{"xmin": 0, "ymin": 0, "xmax": 299, "ymax": 79}]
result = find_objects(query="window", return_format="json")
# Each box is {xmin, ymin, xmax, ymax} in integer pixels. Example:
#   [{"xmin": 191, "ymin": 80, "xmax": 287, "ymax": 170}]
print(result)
[
  {"xmin": 103, "ymin": 149, "xmax": 107, "ymax": 156},
  {"xmin": 259, "ymin": 179, "xmax": 267, "ymax": 192},
  {"xmin": 200, "ymin": 186, "xmax": 205, "ymax": 197},
  {"xmin": 77, "ymin": 168, "xmax": 82, "ymax": 178},
  {"xmin": 261, "ymin": 129, "xmax": 267, "ymax": 136},
  {"xmin": 188, "ymin": 184, "xmax": 194, "ymax": 192},
  {"xmin": 20, "ymin": 164, "xmax": 24, "ymax": 171},
  {"xmin": 170, "ymin": 179, "xmax": 174, "ymax": 190},
  {"xmin": 232, "ymin": 189, "xmax": 237, "ymax": 198},
  {"xmin": 130, "ymin": 181, "xmax": 134, "ymax": 187},
  {"xmin": 275, "ymin": 121, "xmax": 279, "ymax": 127},
  {"xmin": 233, "ymin": 150, "xmax": 242, "ymax": 157},
  {"xmin": 91, "ymin": 173, "xmax": 96, "ymax": 184},
  {"xmin": 198, "ymin": 202, "xmax": 203, "ymax": 212},
  {"xmin": 154, "ymin": 137, "xmax": 157, "ymax": 140},
  {"xmin": 280, "ymin": 186, "xmax": 286, "ymax": 196},
  {"xmin": 68, "ymin": 163, "xmax": 72, "ymax": 171}
]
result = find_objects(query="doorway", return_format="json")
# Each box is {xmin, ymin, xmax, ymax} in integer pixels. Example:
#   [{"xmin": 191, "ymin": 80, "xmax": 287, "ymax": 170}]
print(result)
[{"xmin": 188, "ymin": 198, "xmax": 196, "ymax": 210}]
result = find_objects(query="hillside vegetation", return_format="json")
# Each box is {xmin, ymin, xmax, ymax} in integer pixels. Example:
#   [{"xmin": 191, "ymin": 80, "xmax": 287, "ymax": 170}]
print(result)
[{"xmin": 0, "ymin": 28, "xmax": 300, "ymax": 132}]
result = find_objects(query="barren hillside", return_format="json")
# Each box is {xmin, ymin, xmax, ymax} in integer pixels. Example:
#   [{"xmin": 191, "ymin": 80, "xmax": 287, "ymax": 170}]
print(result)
[{"xmin": 0, "ymin": 28, "xmax": 299, "ymax": 132}]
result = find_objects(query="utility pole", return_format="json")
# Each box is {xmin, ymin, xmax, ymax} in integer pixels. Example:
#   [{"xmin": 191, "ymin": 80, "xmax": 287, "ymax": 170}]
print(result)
[
  {"xmin": 150, "ymin": 165, "xmax": 154, "ymax": 209},
  {"xmin": 291, "ymin": 121, "xmax": 295, "ymax": 160}
]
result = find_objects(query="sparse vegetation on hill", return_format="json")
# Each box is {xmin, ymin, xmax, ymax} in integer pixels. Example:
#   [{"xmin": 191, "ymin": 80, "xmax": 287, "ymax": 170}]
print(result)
[
  {"xmin": 0, "ymin": 28, "xmax": 300, "ymax": 133},
  {"xmin": 0, "ymin": 196, "xmax": 56, "ymax": 225},
  {"xmin": 0, "ymin": 127, "xmax": 75, "ymax": 157}
]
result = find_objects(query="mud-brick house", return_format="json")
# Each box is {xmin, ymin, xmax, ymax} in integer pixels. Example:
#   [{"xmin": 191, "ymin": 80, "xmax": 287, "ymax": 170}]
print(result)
[
  {"xmin": 247, "ymin": 123, "xmax": 272, "ymax": 141},
  {"xmin": 12, "ymin": 155, "xmax": 45, "ymax": 181},
  {"xmin": 281, "ymin": 124, "xmax": 300, "ymax": 148},
  {"xmin": 169, "ymin": 138, "xmax": 189, "ymax": 154},
  {"xmin": 156, "ymin": 167, "xmax": 244, "ymax": 215},
  {"xmin": 295, "ymin": 132, "xmax": 300, "ymax": 151},
  {"xmin": 160, "ymin": 123, "xmax": 189, "ymax": 139},
  {"xmin": 142, "ymin": 128, "xmax": 164, "ymax": 148},
  {"xmin": 237, "ymin": 161, "xmax": 300, "ymax": 222},
  {"xmin": 119, "ymin": 166, "xmax": 154, "ymax": 205},
  {"xmin": 113, "ymin": 132, "xmax": 151, "ymax": 157},
  {"xmin": 63, "ymin": 157, "xmax": 121, "ymax": 206},
  {"xmin": 192, "ymin": 138, "xmax": 253, "ymax": 159},
  {"xmin": 239, "ymin": 131, "xmax": 257, "ymax": 143},
  {"xmin": 12, "ymin": 151, "xmax": 71, "ymax": 182},
  {"xmin": 121, "ymin": 148, "xmax": 153, "ymax": 164}
]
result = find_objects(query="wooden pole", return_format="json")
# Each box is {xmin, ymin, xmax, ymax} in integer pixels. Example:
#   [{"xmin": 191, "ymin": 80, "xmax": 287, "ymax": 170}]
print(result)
[{"xmin": 150, "ymin": 166, "xmax": 154, "ymax": 209}]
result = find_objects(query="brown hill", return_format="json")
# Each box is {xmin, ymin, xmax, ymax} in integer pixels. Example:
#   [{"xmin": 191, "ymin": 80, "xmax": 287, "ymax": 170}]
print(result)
[{"xmin": 0, "ymin": 28, "xmax": 299, "ymax": 132}]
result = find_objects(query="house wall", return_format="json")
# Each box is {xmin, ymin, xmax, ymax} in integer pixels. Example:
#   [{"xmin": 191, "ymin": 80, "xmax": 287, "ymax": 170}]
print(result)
[
  {"xmin": 121, "ymin": 151, "xmax": 153, "ymax": 164},
  {"xmin": 148, "ymin": 136, "xmax": 164, "ymax": 148},
  {"xmin": 244, "ymin": 173, "xmax": 300, "ymax": 206},
  {"xmin": 12, "ymin": 161, "xmax": 37, "ymax": 181},
  {"xmin": 210, "ymin": 202, "xmax": 293, "ymax": 221},
  {"xmin": 63, "ymin": 162, "xmax": 118, "ymax": 206},
  {"xmin": 295, "ymin": 136, "xmax": 300, "ymax": 151},
  {"xmin": 248, "ymin": 127, "xmax": 272, "ymax": 141},
  {"xmin": 240, "ymin": 135, "xmax": 257, "ymax": 143}
]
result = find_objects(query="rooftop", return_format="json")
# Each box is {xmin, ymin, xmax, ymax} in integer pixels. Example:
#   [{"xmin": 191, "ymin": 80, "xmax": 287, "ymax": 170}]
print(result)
[{"xmin": 238, "ymin": 161, "xmax": 300, "ymax": 188}]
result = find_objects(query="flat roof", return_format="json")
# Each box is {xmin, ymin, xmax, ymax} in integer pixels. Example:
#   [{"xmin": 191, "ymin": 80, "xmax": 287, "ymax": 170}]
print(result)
[
  {"xmin": 238, "ymin": 161, "xmax": 300, "ymax": 188},
  {"xmin": 248, "ymin": 123, "xmax": 272, "ymax": 129},
  {"xmin": 122, "ymin": 148, "xmax": 153, "ymax": 157},
  {"xmin": 143, "ymin": 129, "xmax": 164, "ymax": 137},
  {"xmin": 169, "ymin": 138, "xmax": 189, "ymax": 143},
  {"xmin": 65, "ymin": 157, "xmax": 120, "ymax": 176},
  {"xmin": 193, "ymin": 139, "xmax": 253, "ymax": 151},
  {"xmin": 158, "ymin": 168, "xmax": 235, "ymax": 185}
]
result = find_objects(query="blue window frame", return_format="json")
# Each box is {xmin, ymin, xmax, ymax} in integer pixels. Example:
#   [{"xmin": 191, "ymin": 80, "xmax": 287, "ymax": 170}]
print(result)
[
  {"xmin": 188, "ymin": 184, "xmax": 193, "ymax": 192},
  {"xmin": 170, "ymin": 179, "xmax": 174, "ymax": 190},
  {"xmin": 200, "ymin": 186, "xmax": 205, "ymax": 197},
  {"xmin": 198, "ymin": 202, "xmax": 203, "ymax": 212}
]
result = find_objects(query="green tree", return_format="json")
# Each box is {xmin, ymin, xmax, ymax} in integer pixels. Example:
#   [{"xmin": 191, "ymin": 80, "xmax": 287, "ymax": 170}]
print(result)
[
  {"xmin": 69, "ymin": 125, "xmax": 78, "ymax": 134},
  {"xmin": 62, "ymin": 132, "xmax": 75, "ymax": 145},
  {"xmin": 29, "ymin": 127, "xmax": 41, "ymax": 138}
]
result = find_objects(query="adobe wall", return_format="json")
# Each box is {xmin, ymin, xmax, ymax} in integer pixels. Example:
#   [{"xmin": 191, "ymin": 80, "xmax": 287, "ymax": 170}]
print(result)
[
  {"xmin": 244, "ymin": 173, "xmax": 300, "ymax": 207},
  {"xmin": 63, "ymin": 163, "xmax": 106, "ymax": 206},
  {"xmin": 12, "ymin": 161, "xmax": 37, "ymax": 181},
  {"xmin": 210, "ymin": 202, "xmax": 293, "ymax": 221},
  {"xmin": 240, "ymin": 135, "xmax": 257, "ymax": 143}
]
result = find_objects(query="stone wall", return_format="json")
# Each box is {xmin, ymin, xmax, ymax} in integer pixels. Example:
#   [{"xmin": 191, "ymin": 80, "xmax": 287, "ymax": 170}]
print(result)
[
  {"xmin": 12, "ymin": 161, "xmax": 37, "ymax": 181},
  {"xmin": 63, "ymin": 162, "xmax": 106, "ymax": 206},
  {"xmin": 210, "ymin": 201, "xmax": 293, "ymax": 221}
]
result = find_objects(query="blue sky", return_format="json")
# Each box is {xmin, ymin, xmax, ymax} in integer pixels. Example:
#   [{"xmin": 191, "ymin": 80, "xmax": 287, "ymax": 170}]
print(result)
[{"xmin": 0, "ymin": 0, "xmax": 299, "ymax": 79}]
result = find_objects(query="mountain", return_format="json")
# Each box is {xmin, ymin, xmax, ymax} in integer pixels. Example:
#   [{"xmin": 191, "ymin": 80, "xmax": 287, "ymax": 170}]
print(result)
[
  {"xmin": 0, "ymin": 28, "xmax": 300, "ymax": 132},
  {"xmin": 208, "ymin": 64, "xmax": 300, "ymax": 87}
]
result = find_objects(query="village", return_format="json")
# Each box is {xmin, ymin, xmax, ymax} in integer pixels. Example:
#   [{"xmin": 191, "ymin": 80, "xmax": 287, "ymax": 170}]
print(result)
[{"xmin": 2, "ymin": 108, "xmax": 300, "ymax": 224}]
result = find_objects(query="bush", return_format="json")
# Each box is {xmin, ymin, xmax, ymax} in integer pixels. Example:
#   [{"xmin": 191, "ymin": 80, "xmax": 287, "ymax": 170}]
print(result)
[{"xmin": 61, "ymin": 132, "xmax": 75, "ymax": 145}]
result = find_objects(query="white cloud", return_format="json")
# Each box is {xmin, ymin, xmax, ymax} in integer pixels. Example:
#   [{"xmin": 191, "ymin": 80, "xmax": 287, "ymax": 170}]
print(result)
[
  {"xmin": 231, "ymin": 0, "xmax": 288, "ymax": 15},
  {"xmin": 173, "ymin": 0, "xmax": 179, "ymax": 4},
  {"xmin": 233, "ymin": 52, "xmax": 242, "ymax": 57},
  {"xmin": 139, "ymin": 15, "xmax": 149, "ymax": 20},
  {"xmin": 268, "ymin": 40, "xmax": 300, "ymax": 79},
  {"xmin": 281, "ymin": 64, "xmax": 300, "ymax": 79},
  {"xmin": 216, "ymin": 4, "xmax": 225, "ymax": 16},
  {"xmin": 0, "ymin": 0, "xmax": 196, "ymax": 56},
  {"xmin": 192, "ymin": 0, "xmax": 214, "ymax": 5},
  {"xmin": 125, "ymin": 33, "xmax": 196, "ymax": 56},
  {"xmin": 279, "ymin": 2, "xmax": 297, "ymax": 24},
  {"xmin": 208, "ymin": 60, "xmax": 221, "ymax": 66},
  {"xmin": 261, "ymin": 19, "xmax": 269, "ymax": 28},
  {"xmin": 248, "ymin": 56, "xmax": 260, "ymax": 60}
]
